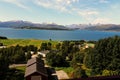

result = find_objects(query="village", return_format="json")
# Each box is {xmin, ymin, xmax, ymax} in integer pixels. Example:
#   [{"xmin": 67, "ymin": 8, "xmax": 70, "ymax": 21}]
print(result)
[{"xmin": 0, "ymin": 37, "xmax": 120, "ymax": 80}]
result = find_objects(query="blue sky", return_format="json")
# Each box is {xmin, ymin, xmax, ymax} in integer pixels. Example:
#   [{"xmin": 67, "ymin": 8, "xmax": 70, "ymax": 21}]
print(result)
[{"xmin": 0, "ymin": 0, "xmax": 120, "ymax": 25}]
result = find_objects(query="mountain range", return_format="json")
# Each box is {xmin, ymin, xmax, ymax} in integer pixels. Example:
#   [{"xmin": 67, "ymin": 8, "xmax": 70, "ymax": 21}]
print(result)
[
  {"xmin": 0, "ymin": 20, "xmax": 120, "ymax": 31},
  {"xmin": 84, "ymin": 24, "xmax": 120, "ymax": 31},
  {"xmin": 0, "ymin": 20, "xmax": 69, "ymax": 30}
]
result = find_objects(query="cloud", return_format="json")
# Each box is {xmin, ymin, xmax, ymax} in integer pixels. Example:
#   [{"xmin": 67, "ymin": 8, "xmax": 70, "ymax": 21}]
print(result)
[
  {"xmin": 34, "ymin": 0, "xmax": 99, "ymax": 16},
  {"xmin": 78, "ymin": 10, "xmax": 99, "ymax": 16},
  {"xmin": 99, "ymin": 0, "xmax": 109, "ymax": 3},
  {"xmin": 34, "ymin": 0, "xmax": 79, "ymax": 12},
  {"xmin": 92, "ymin": 18, "xmax": 111, "ymax": 24},
  {"xmin": 1, "ymin": 0, "xmax": 114, "ymax": 24},
  {"xmin": 2, "ymin": 0, "xmax": 29, "ymax": 10}
]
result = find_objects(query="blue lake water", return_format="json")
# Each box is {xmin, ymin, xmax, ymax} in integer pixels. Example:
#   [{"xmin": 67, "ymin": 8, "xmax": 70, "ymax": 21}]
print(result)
[{"xmin": 0, "ymin": 28, "xmax": 120, "ymax": 40}]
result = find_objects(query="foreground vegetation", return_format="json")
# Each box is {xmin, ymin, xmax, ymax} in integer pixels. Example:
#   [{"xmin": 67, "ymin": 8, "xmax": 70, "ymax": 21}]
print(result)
[
  {"xmin": 0, "ymin": 36, "xmax": 120, "ymax": 79},
  {"xmin": 0, "ymin": 39, "xmax": 58, "ymax": 48},
  {"xmin": 46, "ymin": 36, "xmax": 120, "ymax": 78}
]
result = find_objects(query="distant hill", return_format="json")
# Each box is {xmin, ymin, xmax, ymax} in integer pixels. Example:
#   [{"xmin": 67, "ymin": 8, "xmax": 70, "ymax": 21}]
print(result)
[
  {"xmin": 84, "ymin": 24, "xmax": 120, "ymax": 31},
  {"xmin": 66, "ymin": 24, "xmax": 90, "ymax": 30},
  {"xmin": 1, "ymin": 20, "xmax": 120, "ymax": 31},
  {"xmin": 0, "ymin": 20, "xmax": 34, "ymax": 28},
  {"xmin": 0, "ymin": 20, "xmax": 71, "ymax": 30}
]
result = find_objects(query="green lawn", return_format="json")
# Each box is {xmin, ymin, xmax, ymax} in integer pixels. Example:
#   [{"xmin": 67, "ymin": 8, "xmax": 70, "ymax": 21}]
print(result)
[
  {"xmin": 55, "ymin": 67, "xmax": 74, "ymax": 77},
  {"xmin": 8, "ymin": 66, "xmax": 26, "ymax": 80},
  {"xmin": 15, "ymin": 66, "xmax": 26, "ymax": 72},
  {"xmin": 0, "ymin": 39, "xmax": 59, "ymax": 48}
]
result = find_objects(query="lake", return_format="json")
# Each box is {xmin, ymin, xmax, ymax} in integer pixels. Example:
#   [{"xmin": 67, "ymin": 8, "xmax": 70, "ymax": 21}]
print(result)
[{"xmin": 0, "ymin": 28, "xmax": 120, "ymax": 40}]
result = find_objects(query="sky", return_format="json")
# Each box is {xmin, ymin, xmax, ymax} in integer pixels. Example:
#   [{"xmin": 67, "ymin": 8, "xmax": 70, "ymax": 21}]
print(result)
[{"xmin": 0, "ymin": 0, "xmax": 120, "ymax": 25}]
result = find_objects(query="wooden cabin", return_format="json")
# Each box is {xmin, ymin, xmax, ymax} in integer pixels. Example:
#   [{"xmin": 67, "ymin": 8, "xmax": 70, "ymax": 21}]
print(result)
[{"xmin": 25, "ymin": 58, "xmax": 48, "ymax": 80}]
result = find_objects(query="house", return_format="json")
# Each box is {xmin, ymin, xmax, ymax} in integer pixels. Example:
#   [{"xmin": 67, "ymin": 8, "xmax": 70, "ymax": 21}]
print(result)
[
  {"xmin": 31, "ymin": 54, "xmax": 38, "ymax": 58},
  {"xmin": 25, "ymin": 58, "xmax": 48, "ymax": 80},
  {"xmin": 37, "ymin": 50, "xmax": 49, "ymax": 58},
  {"xmin": 0, "ymin": 46, "xmax": 6, "ymax": 48}
]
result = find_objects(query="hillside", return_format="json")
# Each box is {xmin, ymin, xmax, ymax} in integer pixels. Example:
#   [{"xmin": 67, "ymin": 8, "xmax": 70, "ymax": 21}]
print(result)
[
  {"xmin": 0, "ymin": 39, "xmax": 58, "ymax": 48},
  {"xmin": 0, "ymin": 20, "xmax": 70, "ymax": 30},
  {"xmin": 85, "ymin": 24, "xmax": 120, "ymax": 31}
]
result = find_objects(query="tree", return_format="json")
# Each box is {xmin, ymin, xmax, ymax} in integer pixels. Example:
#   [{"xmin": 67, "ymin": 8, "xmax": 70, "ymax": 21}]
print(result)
[
  {"xmin": 85, "ymin": 36, "xmax": 120, "ymax": 75},
  {"xmin": 72, "ymin": 66, "xmax": 88, "ymax": 78},
  {"xmin": 56, "ymin": 43, "xmax": 61, "ymax": 50},
  {"xmin": 0, "ymin": 53, "xmax": 9, "ymax": 79},
  {"xmin": 46, "ymin": 52, "xmax": 68, "ymax": 67},
  {"xmin": 47, "ymin": 42, "xmax": 52, "ymax": 50},
  {"xmin": 40, "ymin": 43, "xmax": 47, "ymax": 50},
  {"xmin": 71, "ymin": 52, "xmax": 85, "ymax": 68},
  {"xmin": 25, "ymin": 51, "xmax": 31, "ymax": 61},
  {"xmin": 0, "ymin": 43, "xmax": 3, "ymax": 46}
]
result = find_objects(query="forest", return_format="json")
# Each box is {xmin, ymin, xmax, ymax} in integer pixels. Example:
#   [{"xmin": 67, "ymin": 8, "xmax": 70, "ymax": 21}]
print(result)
[{"xmin": 0, "ymin": 36, "xmax": 120, "ymax": 80}]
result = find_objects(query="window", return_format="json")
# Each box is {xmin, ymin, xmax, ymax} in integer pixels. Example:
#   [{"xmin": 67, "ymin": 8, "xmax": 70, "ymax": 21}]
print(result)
[{"xmin": 31, "ymin": 76, "xmax": 42, "ymax": 80}]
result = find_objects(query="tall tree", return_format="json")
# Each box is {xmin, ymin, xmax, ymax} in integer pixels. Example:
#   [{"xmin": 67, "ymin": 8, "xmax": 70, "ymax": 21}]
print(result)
[
  {"xmin": 85, "ymin": 36, "xmax": 120, "ymax": 75},
  {"xmin": 0, "ymin": 53, "xmax": 9, "ymax": 79}
]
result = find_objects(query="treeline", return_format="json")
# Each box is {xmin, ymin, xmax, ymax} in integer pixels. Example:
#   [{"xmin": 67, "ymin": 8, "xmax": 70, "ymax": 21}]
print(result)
[
  {"xmin": 46, "ymin": 36, "xmax": 120, "ymax": 78},
  {"xmin": 0, "ymin": 36, "xmax": 7, "ymax": 39},
  {"xmin": 0, "ymin": 45, "xmax": 37, "ymax": 80},
  {"xmin": 1, "ymin": 36, "xmax": 120, "ymax": 79},
  {"xmin": 85, "ymin": 36, "xmax": 120, "ymax": 76},
  {"xmin": 46, "ymin": 40, "xmax": 90, "ymax": 78},
  {"xmin": 0, "ymin": 41, "xmax": 57, "ymax": 80}
]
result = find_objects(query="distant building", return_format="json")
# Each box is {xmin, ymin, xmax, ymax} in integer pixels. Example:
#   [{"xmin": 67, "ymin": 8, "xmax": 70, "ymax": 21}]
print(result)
[
  {"xmin": 30, "ymin": 51, "xmax": 34, "ymax": 55},
  {"xmin": 31, "ymin": 54, "xmax": 38, "ymax": 58},
  {"xmin": 25, "ymin": 58, "xmax": 48, "ymax": 80},
  {"xmin": 37, "ymin": 50, "xmax": 49, "ymax": 58},
  {"xmin": 0, "ymin": 46, "xmax": 6, "ymax": 48}
]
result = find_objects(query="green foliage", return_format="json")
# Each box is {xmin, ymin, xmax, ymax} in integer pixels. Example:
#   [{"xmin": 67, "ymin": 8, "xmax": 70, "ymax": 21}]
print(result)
[
  {"xmin": 46, "ymin": 52, "xmax": 69, "ymax": 67},
  {"xmin": 0, "ymin": 53, "xmax": 9, "ymax": 80},
  {"xmin": 55, "ymin": 43, "xmax": 61, "ymax": 50},
  {"xmin": 84, "ymin": 48, "xmax": 95, "ymax": 69},
  {"xmin": 85, "ymin": 36, "xmax": 120, "ymax": 76},
  {"xmin": 15, "ymin": 66, "xmax": 26, "ymax": 72},
  {"xmin": 40, "ymin": 43, "xmax": 47, "ymax": 50},
  {"xmin": 40, "ymin": 42, "xmax": 52, "ymax": 50},
  {"xmin": 6, "ymin": 68, "xmax": 25, "ymax": 80},
  {"xmin": 0, "ymin": 39, "xmax": 58, "ymax": 48},
  {"xmin": 55, "ymin": 67, "xmax": 74, "ymax": 77},
  {"xmin": 0, "ymin": 43, "xmax": 3, "ymax": 46},
  {"xmin": 61, "ymin": 41, "xmax": 80, "ymax": 59},
  {"xmin": 72, "ymin": 67, "xmax": 88, "ymax": 78},
  {"xmin": 0, "ymin": 44, "xmax": 38, "ymax": 64},
  {"xmin": 71, "ymin": 52, "xmax": 85, "ymax": 68},
  {"xmin": 25, "ymin": 51, "xmax": 31, "ymax": 61},
  {"xmin": 0, "ymin": 36, "xmax": 7, "ymax": 39},
  {"xmin": 47, "ymin": 42, "xmax": 52, "ymax": 50}
]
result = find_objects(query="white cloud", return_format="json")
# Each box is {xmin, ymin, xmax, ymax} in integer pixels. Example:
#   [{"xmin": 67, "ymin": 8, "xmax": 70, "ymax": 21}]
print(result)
[
  {"xmin": 92, "ymin": 18, "xmax": 111, "ymax": 24},
  {"xmin": 99, "ymin": 0, "xmax": 109, "ymax": 3},
  {"xmin": 34, "ymin": 0, "xmax": 99, "ymax": 16},
  {"xmin": 34, "ymin": 0, "xmax": 79, "ymax": 12},
  {"xmin": 1, "ymin": 0, "xmax": 114, "ymax": 24},
  {"xmin": 78, "ymin": 10, "xmax": 99, "ymax": 16},
  {"xmin": 2, "ymin": 0, "xmax": 29, "ymax": 10},
  {"xmin": 71, "ymin": 7, "xmax": 99, "ymax": 21}
]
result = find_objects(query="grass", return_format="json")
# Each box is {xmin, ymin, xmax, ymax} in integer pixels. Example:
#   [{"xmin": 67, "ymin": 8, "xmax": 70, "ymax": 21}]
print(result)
[
  {"xmin": 0, "ymin": 39, "xmax": 59, "ymax": 48},
  {"xmin": 8, "ymin": 66, "xmax": 26, "ymax": 80},
  {"xmin": 15, "ymin": 66, "xmax": 26, "ymax": 72},
  {"xmin": 55, "ymin": 67, "xmax": 74, "ymax": 77}
]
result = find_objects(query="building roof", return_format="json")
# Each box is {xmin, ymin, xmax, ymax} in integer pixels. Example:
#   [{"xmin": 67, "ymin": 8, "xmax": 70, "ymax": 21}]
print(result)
[
  {"xmin": 26, "ymin": 57, "xmax": 44, "ymax": 67},
  {"xmin": 25, "ymin": 58, "xmax": 48, "ymax": 77},
  {"xmin": 39, "ymin": 50, "xmax": 49, "ymax": 54}
]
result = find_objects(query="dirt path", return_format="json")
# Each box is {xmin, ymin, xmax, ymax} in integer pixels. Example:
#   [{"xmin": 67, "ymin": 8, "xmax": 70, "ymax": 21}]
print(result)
[
  {"xmin": 56, "ymin": 70, "xmax": 69, "ymax": 80},
  {"xmin": 9, "ymin": 64, "xmax": 26, "ymax": 68}
]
